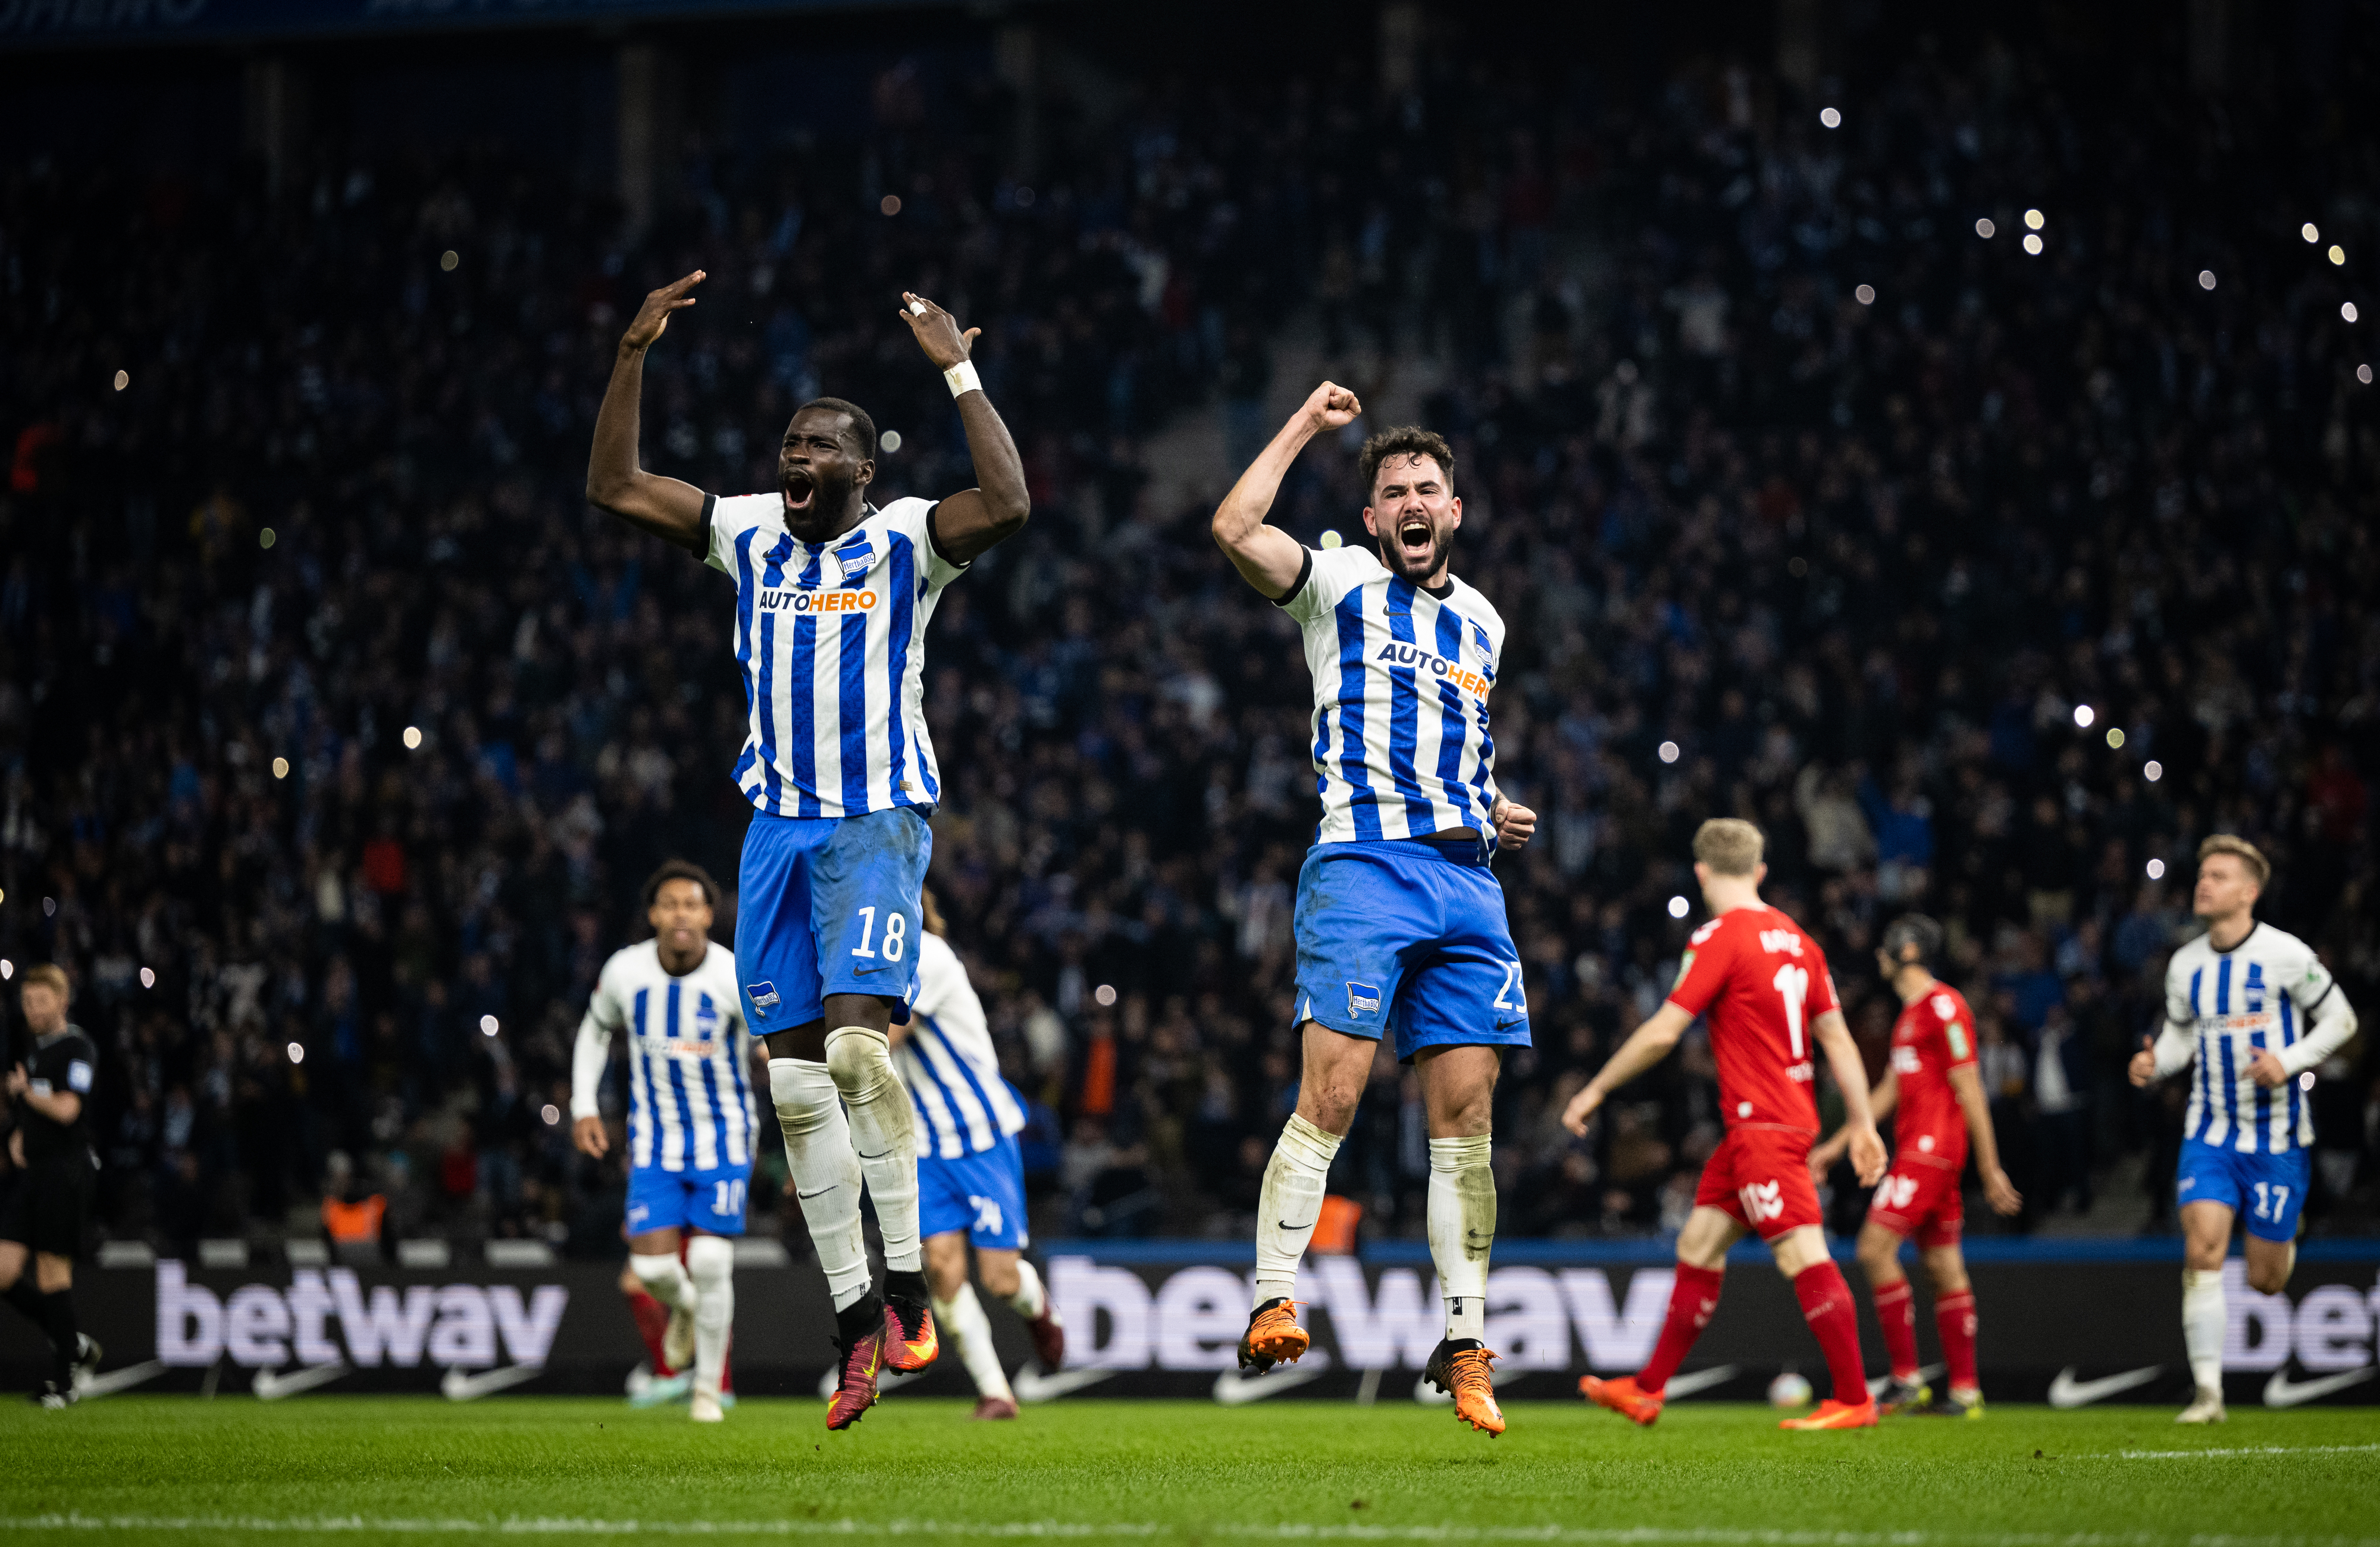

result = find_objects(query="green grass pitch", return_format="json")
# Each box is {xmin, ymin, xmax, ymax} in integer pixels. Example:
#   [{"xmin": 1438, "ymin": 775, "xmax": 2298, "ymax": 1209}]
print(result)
[{"xmin": 1, "ymin": 1397, "xmax": 2374, "ymax": 1544}]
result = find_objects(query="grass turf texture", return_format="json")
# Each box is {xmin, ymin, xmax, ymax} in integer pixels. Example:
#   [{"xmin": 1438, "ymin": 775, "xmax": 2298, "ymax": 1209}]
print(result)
[{"xmin": 1, "ymin": 1398, "xmax": 2375, "ymax": 1544}]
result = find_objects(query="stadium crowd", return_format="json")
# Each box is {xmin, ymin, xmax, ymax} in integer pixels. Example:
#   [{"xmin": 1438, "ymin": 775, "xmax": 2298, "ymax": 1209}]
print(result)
[{"xmin": 4, "ymin": 21, "xmax": 2377, "ymax": 1259}]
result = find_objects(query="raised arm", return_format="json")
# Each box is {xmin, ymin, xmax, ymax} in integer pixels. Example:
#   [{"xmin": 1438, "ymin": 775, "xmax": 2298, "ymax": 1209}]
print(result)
[
  {"xmin": 1213, "ymin": 382, "xmax": 1362, "ymax": 599},
  {"xmin": 900, "ymin": 292, "xmax": 1029, "ymax": 564},
  {"xmin": 585, "ymin": 270, "xmax": 713, "ymax": 555},
  {"xmin": 1811, "ymin": 1007, "xmax": 1888, "ymax": 1186},
  {"xmin": 1561, "ymin": 1000, "xmax": 1693, "ymax": 1136}
]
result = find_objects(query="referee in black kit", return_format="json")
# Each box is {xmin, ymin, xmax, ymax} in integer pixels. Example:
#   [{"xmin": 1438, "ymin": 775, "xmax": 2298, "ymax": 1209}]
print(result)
[{"xmin": 1, "ymin": 963, "xmax": 102, "ymax": 1407}]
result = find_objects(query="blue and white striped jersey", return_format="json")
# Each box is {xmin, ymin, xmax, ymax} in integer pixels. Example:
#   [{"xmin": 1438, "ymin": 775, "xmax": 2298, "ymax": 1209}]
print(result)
[
  {"xmin": 895, "ymin": 931, "xmax": 1025, "ymax": 1160},
  {"xmin": 1276, "ymin": 544, "xmax": 1506, "ymax": 845},
  {"xmin": 2163, "ymin": 922, "xmax": 2338, "ymax": 1153},
  {"xmin": 571, "ymin": 941, "xmax": 759, "ymax": 1174},
  {"xmin": 706, "ymin": 493, "xmax": 967, "ymax": 819}
]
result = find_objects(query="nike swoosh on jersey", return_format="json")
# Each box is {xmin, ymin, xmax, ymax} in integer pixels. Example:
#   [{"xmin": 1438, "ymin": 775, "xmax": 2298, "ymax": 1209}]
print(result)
[
  {"xmin": 1217, "ymin": 1363, "xmax": 1329, "ymax": 1405},
  {"xmin": 2263, "ymin": 1366, "xmax": 2376, "ymax": 1407},
  {"xmin": 441, "ymin": 1364, "xmax": 544, "ymax": 1402},
  {"xmin": 252, "ymin": 1361, "xmax": 350, "ymax": 1401},
  {"xmin": 2048, "ymin": 1365, "xmax": 2165, "ymax": 1408}
]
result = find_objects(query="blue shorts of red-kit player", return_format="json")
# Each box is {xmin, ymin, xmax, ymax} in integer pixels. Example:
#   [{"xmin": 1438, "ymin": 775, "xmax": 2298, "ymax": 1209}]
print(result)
[
  {"xmin": 627, "ymin": 1163, "xmax": 754, "ymax": 1238},
  {"xmin": 735, "ymin": 807, "xmax": 932, "ymax": 1031},
  {"xmin": 917, "ymin": 1133, "xmax": 1030, "ymax": 1250},
  {"xmin": 2177, "ymin": 1137, "xmax": 2310, "ymax": 1242},
  {"xmin": 1289, "ymin": 835, "xmax": 1531, "ymax": 1063}
]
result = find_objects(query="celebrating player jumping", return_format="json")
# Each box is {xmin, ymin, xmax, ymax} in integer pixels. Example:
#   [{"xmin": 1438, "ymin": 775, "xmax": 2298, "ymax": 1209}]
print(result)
[
  {"xmin": 1211, "ymin": 382, "xmax": 1536, "ymax": 1436},
  {"xmin": 587, "ymin": 271, "xmax": 1029, "ymax": 1429},
  {"xmin": 1809, "ymin": 914, "xmax": 2021, "ymax": 1418},
  {"xmin": 571, "ymin": 862, "xmax": 754, "ymax": 1423},
  {"xmin": 1568, "ymin": 819, "xmax": 1888, "ymax": 1431},
  {"xmin": 2128, "ymin": 835, "xmax": 2359, "ymax": 1424}
]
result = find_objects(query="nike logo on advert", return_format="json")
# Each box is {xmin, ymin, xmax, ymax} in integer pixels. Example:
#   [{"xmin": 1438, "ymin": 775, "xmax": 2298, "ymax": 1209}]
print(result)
[
  {"xmin": 1656, "ymin": 1364, "xmax": 1739, "ymax": 1400},
  {"xmin": 76, "ymin": 1359, "xmax": 168, "ymax": 1401},
  {"xmin": 2047, "ymin": 1365, "xmax": 2164, "ymax": 1408},
  {"xmin": 253, "ymin": 1361, "xmax": 350, "ymax": 1401},
  {"xmin": 2263, "ymin": 1366, "xmax": 2377, "ymax": 1408},
  {"xmin": 1012, "ymin": 1366, "xmax": 1118, "ymax": 1403},
  {"xmin": 1219, "ymin": 1361, "xmax": 1329, "ymax": 1405},
  {"xmin": 442, "ymin": 1364, "xmax": 544, "ymax": 1402}
]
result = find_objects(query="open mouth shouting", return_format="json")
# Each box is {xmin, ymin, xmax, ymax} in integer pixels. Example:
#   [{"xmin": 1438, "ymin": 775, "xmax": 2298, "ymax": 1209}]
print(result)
[
  {"xmin": 1394, "ymin": 513, "xmax": 1437, "ymax": 571},
  {"xmin": 782, "ymin": 468, "xmax": 818, "ymax": 515}
]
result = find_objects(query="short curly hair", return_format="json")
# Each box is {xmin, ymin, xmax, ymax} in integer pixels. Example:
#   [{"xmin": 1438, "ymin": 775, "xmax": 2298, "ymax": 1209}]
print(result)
[
  {"xmin": 642, "ymin": 859, "xmax": 721, "ymax": 911},
  {"xmin": 1358, "ymin": 426, "xmax": 1455, "ymax": 501}
]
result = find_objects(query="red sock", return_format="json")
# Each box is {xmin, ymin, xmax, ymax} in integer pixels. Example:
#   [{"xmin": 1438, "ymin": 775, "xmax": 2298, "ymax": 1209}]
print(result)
[
  {"xmin": 626, "ymin": 1288, "xmax": 674, "ymax": 1377},
  {"xmin": 1792, "ymin": 1261, "xmax": 1869, "ymax": 1405},
  {"xmin": 1871, "ymin": 1278, "xmax": 1919, "ymax": 1381},
  {"xmin": 1934, "ymin": 1289, "xmax": 1978, "ymax": 1395},
  {"xmin": 1637, "ymin": 1263, "xmax": 1725, "ymax": 1395}
]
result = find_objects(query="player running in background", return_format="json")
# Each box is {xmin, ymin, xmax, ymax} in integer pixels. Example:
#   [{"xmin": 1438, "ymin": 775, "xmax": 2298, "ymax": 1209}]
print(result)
[
  {"xmin": 587, "ymin": 272, "xmax": 1028, "ymax": 1429},
  {"xmin": 573, "ymin": 862, "xmax": 754, "ymax": 1423},
  {"xmin": 1809, "ymin": 915, "xmax": 2020, "ymax": 1417},
  {"xmin": 1567, "ymin": 819, "xmax": 1888, "ymax": 1431},
  {"xmin": 1212, "ymin": 384, "xmax": 1537, "ymax": 1437},
  {"xmin": 2129, "ymin": 835, "xmax": 2359, "ymax": 1424},
  {"xmin": 897, "ymin": 891, "xmax": 1065, "ymax": 1420},
  {"xmin": 619, "ymin": 1238, "xmax": 736, "ymax": 1408}
]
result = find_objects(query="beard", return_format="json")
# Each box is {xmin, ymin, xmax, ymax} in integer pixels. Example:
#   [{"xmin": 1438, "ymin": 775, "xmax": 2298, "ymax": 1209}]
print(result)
[
  {"xmin": 1376, "ymin": 523, "xmax": 1452, "ymax": 583},
  {"xmin": 781, "ymin": 464, "xmax": 860, "ymax": 537}
]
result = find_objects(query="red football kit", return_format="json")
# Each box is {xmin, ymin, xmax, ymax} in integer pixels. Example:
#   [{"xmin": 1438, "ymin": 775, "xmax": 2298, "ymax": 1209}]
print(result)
[
  {"xmin": 1664, "ymin": 904, "xmax": 1840, "ymax": 1241},
  {"xmin": 1867, "ymin": 982, "xmax": 1978, "ymax": 1247}
]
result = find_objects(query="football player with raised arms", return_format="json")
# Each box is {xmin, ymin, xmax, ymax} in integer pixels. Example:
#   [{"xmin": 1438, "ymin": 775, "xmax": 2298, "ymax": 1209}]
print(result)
[
  {"xmin": 587, "ymin": 272, "xmax": 1029, "ymax": 1429},
  {"xmin": 1567, "ymin": 819, "xmax": 1889, "ymax": 1431},
  {"xmin": 572, "ymin": 862, "xmax": 754, "ymax": 1423},
  {"xmin": 2129, "ymin": 835, "xmax": 2358, "ymax": 1424},
  {"xmin": 1211, "ymin": 381, "xmax": 1537, "ymax": 1436},
  {"xmin": 1809, "ymin": 913, "xmax": 2021, "ymax": 1418}
]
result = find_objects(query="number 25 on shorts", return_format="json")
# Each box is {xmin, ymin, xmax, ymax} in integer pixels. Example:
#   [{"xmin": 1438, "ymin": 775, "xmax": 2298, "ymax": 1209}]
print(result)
[{"xmin": 851, "ymin": 905, "xmax": 908, "ymax": 962}]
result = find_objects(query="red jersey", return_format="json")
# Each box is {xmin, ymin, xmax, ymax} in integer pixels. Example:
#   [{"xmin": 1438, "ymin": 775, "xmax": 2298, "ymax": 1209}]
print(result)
[
  {"xmin": 1665, "ymin": 904, "xmax": 1840, "ymax": 1132},
  {"xmin": 1887, "ymin": 982, "xmax": 1978, "ymax": 1170}
]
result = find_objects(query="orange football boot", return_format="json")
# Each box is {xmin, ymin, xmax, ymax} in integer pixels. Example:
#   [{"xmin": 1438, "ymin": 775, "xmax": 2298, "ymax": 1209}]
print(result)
[
  {"xmin": 1779, "ymin": 1396, "xmax": 1879, "ymax": 1430},
  {"xmin": 882, "ymin": 1295, "xmax": 938, "ymax": 1372},
  {"xmin": 825, "ymin": 1329, "xmax": 885, "ymax": 1430},
  {"xmin": 1424, "ymin": 1339, "xmax": 1505, "ymax": 1435},
  {"xmin": 1236, "ymin": 1297, "xmax": 1310, "ymax": 1372},
  {"xmin": 1579, "ymin": 1373, "xmax": 1665, "ymax": 1427}
]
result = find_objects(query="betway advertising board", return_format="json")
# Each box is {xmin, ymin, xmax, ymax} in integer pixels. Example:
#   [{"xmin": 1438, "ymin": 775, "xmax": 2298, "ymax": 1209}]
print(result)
[{"xmin": 2, "ymin": 1242, "xmax": 2373, "ymax": 1406}]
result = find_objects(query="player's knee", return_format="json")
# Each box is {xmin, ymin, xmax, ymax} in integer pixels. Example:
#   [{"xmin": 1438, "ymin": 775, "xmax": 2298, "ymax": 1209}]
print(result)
[
  {"xmin": 684, "ymin": 1234, "xmax": 734, "ymax": 1293},
  {"xmin": 1298, "ymin": 1084, "xmax": 1361, "ymax": 1134},
  {"xmin": 824, "ymin": 1026, "xmax": 895, "ymax": 1101},
  {"xmin": 2246, "ymin": 1261, "xmax": 2290, "ymax": 1295},
  {"xmin": 769, "ymin": 1057, "xmax": 838, "ymax": 1134},
  {"xmin": 978, "ymin": 1254, "xmax": 1022, "ymax": 1299}
]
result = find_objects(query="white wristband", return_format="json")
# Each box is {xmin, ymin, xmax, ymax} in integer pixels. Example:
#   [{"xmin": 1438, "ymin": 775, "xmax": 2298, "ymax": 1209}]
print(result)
[{"xmin": 944, "ymin": 359, "xmax": 982, "ymax": 398}]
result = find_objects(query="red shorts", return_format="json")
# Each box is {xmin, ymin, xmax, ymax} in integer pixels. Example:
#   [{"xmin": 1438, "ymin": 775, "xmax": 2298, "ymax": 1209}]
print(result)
[
  {"xmin": 1866, "ymin": 1158, "xmax": 1964, "ymax": 1247},
  {"xmin": 1695, "ymin": 1125, "xmax": 1822, "ymax": 1241}
]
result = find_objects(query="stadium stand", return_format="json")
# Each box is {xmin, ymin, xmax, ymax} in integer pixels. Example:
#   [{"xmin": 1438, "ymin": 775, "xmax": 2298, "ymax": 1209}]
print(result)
[{"xmin": 2, "ymin": 7, "xmax": 2375, "ymax": 1261}]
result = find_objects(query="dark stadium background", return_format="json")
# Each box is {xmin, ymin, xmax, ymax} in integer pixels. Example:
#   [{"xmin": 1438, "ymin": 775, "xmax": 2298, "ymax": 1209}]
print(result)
[{"xmin": 2, "ymin": 0, "xmax": 2376, "ymax": 1277}]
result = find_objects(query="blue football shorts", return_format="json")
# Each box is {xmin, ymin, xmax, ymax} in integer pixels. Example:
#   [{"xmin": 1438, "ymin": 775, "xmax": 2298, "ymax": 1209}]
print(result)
[
  {"xmin": 2177, "ymin": 1138, "xmax": 2310, "ymax": 1242},
  {"xmin": 1289, "ymin": 837, "xmax": 1531, "ymax": 1062},
  {"xmin": 917, "ymin": 1134, "xmax": 1029, "ymax": 1250},
  {"xmin": 626, "ymin": 1163, "xmax": 753, "ymax": 1238},
  {"xmin": 735, "ymin": 807, "xmax": 931, "ymax": 1032}
]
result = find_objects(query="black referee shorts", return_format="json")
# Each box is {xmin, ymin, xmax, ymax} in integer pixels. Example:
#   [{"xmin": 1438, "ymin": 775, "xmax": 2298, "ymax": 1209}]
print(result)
[{"xmin": 0, "ymin": 1157, "xmax": 93, "ymax": 1258}]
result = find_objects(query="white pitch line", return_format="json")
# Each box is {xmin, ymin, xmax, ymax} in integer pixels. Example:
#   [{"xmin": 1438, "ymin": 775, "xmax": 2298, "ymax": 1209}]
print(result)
[
  {"xmin": 2109, "ymin": 1443, "xmax": 2380, "ymax": 1461},
  {"xmin": 5, "ymin": 1523, "xmax": 2380, "ymax": 1546}
]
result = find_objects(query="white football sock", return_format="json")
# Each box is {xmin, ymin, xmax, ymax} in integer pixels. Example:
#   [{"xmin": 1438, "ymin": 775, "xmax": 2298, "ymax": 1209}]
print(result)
[
  {"xmin": 1252, "ymin": 1113, "xmax": 1343, "ymax": 1307},
  {"xmin": 935, "ymin": 1282, "xmax": 1013, "ymax": 1404},
  {"xmin": 1429, "ymin": 1133, "xmax": 1495, "ymax": 1342},
  {"xmin": 2182, "ymin": 1267, "xmax": 2226, "ymax": 1397},
  {"xmin": 684, "ymin": 1235, "xmax": 735, "ymax": 1401},
  {"xmin": 1007, "ymin": 1258, "xmax": 1050, "ymax": 1321},
  {"xmin": 769, "ymin": 1057, "xmax": 872, "ymax": 1311},
  {"xmin": 826, "ymin": 1025, "xmax": 923, "ymax": 1274},
  {"xmin": 629, "ymin": 1251, "xmax": 693, "ymax": 1310}
]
